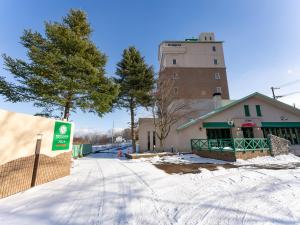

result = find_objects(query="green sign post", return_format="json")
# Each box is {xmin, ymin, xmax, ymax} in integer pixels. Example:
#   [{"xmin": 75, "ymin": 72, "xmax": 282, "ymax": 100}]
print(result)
[{"xmin": 52, "ymin": 121, "xmax": 72, "ymax": 151}]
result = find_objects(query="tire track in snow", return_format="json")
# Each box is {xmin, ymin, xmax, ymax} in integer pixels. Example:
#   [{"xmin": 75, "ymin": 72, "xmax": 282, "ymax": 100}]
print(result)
[
  {"xmin": 63, "ymin": 168, "xmax": 94, "ymax": 225},
  {"xmin": 119, "ymin": 161, "xmax": 173, "ymax": 225},
  {"xmin": 92, "ymin": 158, "xmax": 106, "ymax": 225}
]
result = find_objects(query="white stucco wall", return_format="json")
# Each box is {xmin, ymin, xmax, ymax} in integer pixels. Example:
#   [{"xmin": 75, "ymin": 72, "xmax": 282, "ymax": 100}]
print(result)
[
  {"xmin": 138, "ymin": 96, "xmax": 300, "ymax": 153},
  {"xmin": 159, "ymin": 42, "xmax": 225, "ymax": 69},
  {"xmin": 204, "ymin": 97, "xmax": 300, "ymax": 124},
  {"xmin": 0, "ymin": 109, "xmax": 74, "ymax": 165}
]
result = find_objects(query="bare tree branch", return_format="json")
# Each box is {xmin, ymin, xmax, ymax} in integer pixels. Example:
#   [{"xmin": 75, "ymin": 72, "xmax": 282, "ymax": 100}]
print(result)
[{"xmin": 151, "ymin": 77, "xmax": 187, "ymax": 151}]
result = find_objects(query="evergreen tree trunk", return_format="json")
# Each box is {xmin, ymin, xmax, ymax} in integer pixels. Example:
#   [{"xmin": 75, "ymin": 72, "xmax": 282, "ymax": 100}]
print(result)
[
  {"xmin": 63, "ymin": 100, "xmax": 71, "ymax": 121},
  {"xmin": 130, "ymin": 101, "xmax": 136, "ymax": 153}
]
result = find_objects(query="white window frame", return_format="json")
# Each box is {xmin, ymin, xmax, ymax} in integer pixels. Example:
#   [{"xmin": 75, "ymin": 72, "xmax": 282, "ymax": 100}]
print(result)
[
  {"xmin": 172, "ymin": 59, "xmax": 177, "ymax": 65},
  {"xmin": 214, "ymin": 73, "xmax": 221, "ymax": 80},
  {"xmin": 216, "ymin": 87, "xmax": 222, "ymax": 93},
  {"xmin": 172, "ymin": 72, "xmax": 179, "ymax": 80}
]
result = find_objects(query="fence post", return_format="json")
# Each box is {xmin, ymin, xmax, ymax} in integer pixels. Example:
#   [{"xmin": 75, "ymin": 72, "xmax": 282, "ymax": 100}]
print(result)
[
  {"xmin": 31, "ymin": 134, "xmax": 43, "ymax": 187},
  {"xmin": 232, "ymin": 138, "xmax": 236, "ymax": 152}
]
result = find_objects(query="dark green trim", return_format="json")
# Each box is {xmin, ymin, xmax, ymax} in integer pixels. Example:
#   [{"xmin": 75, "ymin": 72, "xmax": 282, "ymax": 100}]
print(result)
[
  {"xmin": 256, "ymin": 105, "xmax": 262, "ymax": 117},
  {"xmin": 244, "ymin": 105, "xmax": 250, "ymax": 117},
  {"xmin": 261, "ymin": 122, "xmax": 300, "ymax": 128},
  {"xmin": 203, "ymin": 122, "xmax": 234, "ymax": 128}
]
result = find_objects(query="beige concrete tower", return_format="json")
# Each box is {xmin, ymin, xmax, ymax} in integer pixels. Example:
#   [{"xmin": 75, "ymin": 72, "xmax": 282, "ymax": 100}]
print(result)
[{"xmin": 158, "ymin": 32, "xmax": 230, "ymax": 101}]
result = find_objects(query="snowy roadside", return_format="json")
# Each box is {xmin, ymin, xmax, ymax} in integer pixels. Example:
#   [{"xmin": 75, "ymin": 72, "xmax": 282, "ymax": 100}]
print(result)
[
  {"xmin": 134, "ymin": 152, "xmax": 300, "ymax": 166},
  {"xmin": 235, "ymin": 153, "xmax": 300, "ymax": 165},
  {"xmin": 0, "ymin": 152, "xmax": 300, "ymax": 225},
  {"xmin": 136, "ymin": 153, "xmax": 227, "ymax": 164}
]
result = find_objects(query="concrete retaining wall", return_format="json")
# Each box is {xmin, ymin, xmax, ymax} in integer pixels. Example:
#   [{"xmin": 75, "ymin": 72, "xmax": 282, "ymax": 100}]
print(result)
[{"xmin": 193, "ymin": 149, "xmax": 271, "ymax": 162}]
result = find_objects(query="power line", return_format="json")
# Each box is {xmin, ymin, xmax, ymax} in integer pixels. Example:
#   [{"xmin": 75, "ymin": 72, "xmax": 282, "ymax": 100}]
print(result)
[
  {"xmin": 271, "ymin": 77, "xmax": 300, "ymax": 99},
  {"xmin": 277, "ymin": 78, "xmax": 300, "ymax": 88},
  {"xmin": 276, "ymin": 91, "xmax": 300, "ymax": 98}
]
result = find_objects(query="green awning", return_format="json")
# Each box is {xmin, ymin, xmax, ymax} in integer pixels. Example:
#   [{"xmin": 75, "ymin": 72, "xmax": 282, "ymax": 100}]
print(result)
[
  {"xmin": 203, "ymin": 122, "xmax": 234, "ymax": 128},
  {"xmin": 261, "ymin": 122, "xmax": 300, "ymax": 128}
]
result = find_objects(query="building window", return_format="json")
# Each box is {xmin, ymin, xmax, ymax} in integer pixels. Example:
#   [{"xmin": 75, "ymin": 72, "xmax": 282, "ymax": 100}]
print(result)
[
  {"xmin": 172, "ymin": 59, "xmax": 177, "ymax": 65},
  {"xmin": 256, "ymin": 105, "xmax": 262, "ymax": 117},
  {"xmin": 174, "ymin": 87, "xmax": 178, "ymax": 95},
  {"xmin": 205, "ymin": 36, "xmax": 207, "ymax": 40},
  {"xmin": 212, "ymin": 46, "xmax": 216, "ymax": 51},
  {"xmin": 209, "ymin": 37, "xmax": 212, "ymax": 41},
  {"xmin": 207, "ymin": 129, "xmax": 231, "ymax": 139},
  {"xmin": 214, "ymin": 73, "xmax": 220, "ymax": 80},
  {"xmin": 152, "ymin": 131, "xmax": 156, "ymax": 150},
  {"xmin": 214, "ymin": 59, "xmax": 218, "ymax": 65},
  {"xmin": 244, "ymin": 105, "xmax": 250, "ymax": 117},
  {"xmin": 216, "ymin": 87, "xmax": 222, "ymax": 93},
  {"xmin": 147, "ymin": 131, "xmax": 150, "ymax": 151},
  {"xmin": 262, "ymin": 127, "xmax": 300, "ymax": 145}
]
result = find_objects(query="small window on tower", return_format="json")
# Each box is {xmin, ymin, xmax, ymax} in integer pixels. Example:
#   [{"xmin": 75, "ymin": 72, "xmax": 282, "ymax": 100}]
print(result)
[
  {"xmin": 172, "ymin": 59, "xmax": 177, "ymax": 65},
  {"xmin": 216, "ymin": 87, "xmax": 222, "ymax": 93},
  {"xmin": 209, "ymin": 36, "xmax": 212, "ymax": 40},
  {"xmin": 173, "ymin": 72, "xmax": 179, "ymax": 80},
  {"xmin": 215, "ymin": 73, "xmax": 220, "ymax": 80},
  {"xmin": 214, "ymin": 59, "xmax": 218, "ymax": 65},
  {"xmin": 205, "ymin": 36, "xmax": 207, "ymax": 40},
  {"xmin": 212, "ymin": 46, "xmax": 216, "ymax": 52},
  {"xmin": 174, "ymin": 87, "xmax": 178, "ymax": 95}
]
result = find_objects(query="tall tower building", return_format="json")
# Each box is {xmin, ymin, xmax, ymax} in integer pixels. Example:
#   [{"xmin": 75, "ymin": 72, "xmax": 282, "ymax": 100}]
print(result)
[{"xmin": 158, "ymin": 32, "xmax": 229, "ymax": 100}]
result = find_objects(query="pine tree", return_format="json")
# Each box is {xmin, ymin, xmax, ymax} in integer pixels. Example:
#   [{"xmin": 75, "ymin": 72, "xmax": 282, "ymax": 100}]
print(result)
[
  {"xmin": 0, "ymin": 9, "xmax": 118, "ymax": 120},
  {"xmin": 115, "ymin": 47, "xmax": 154, "ymax": 152}
]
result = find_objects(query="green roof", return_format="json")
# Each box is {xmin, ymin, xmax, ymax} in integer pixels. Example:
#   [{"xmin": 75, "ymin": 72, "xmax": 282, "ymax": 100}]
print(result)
[{"xmin": 176, "ymin": 92, "xmax": 300, "ymax": 131}]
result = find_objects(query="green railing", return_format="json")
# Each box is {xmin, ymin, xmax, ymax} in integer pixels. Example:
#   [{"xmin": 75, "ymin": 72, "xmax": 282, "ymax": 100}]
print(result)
[{"xmin": 191, "ymin": 138, "xmax": 271, "ymax": 152}]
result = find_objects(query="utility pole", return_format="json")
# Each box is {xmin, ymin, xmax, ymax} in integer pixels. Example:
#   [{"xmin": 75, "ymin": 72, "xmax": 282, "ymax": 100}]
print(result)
[
  {"xmin": 271, "ymin": 86, "xmax": 280, "ymax": 99},
  {"xmin": 111, "ymin": 120, "xmax": 114, "ymax": 144}
]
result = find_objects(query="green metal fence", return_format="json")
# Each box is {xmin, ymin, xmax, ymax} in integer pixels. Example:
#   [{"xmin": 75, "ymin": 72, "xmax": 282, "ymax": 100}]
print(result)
[
  {"xmin": 72, "ymin": 145, "xmax": 82, "ymax": 158},
  {"xmin": 72, "ymin": 144, "xmax": 93, "ymax": 158},
  {"xmin": 191, "ymin": 138, "xmax": 271, "ymax": 152}
]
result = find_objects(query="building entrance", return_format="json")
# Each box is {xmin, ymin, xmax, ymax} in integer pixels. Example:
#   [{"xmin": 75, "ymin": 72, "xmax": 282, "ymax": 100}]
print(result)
[{"xmin": 242, "ymin": 127, "xmax": 254, "ymax": 138}]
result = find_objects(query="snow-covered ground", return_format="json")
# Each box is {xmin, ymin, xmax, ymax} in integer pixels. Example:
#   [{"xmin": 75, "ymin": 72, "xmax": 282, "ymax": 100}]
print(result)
[{"xmin": 0, "ymin": 153, "xmax": 300, "ymax": 225}]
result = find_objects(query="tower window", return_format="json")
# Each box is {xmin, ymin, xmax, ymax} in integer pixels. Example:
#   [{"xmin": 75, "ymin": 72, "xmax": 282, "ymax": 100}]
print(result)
[
  {"xmin": 214, "ymin": 73, "xmax": 220, "ymax": 80},
  {"xmin": 212, "ymin": 46, "xmax": 216, "ymax": 51},
  {"xmin": 216, "ymin": 87, "xmax": 222, "ymax": 93},
  {"xmin": 205, "ymin": 36, "xmax": 207, "ymax": 40},
  {"xmin": 173, "ymin": 72, "xmax": 179, "ymax": 80},
  {"xmin": 214, "ymin": 59, "xmax": 218, "ymax": 65},
  {"xmin": 174, "ymin": 87, "xmax": 178, "ymax": 95},
  {"xmin": 209, "ymin": 37, "xmax": 212, "ymax": 40},
  {"xmin": 172, "ymin": 59, "xmax": 177, "ymax": 65}
]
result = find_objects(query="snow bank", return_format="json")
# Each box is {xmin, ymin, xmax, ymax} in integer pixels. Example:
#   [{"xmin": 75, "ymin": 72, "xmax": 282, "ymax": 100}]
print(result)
[
  {"xmin": 137, "ymin": 153, "xmax": 227, "ymax": 164},
  {"xmin": 235, "ymin": 153, "xmax": 300, "ymax": 165}
]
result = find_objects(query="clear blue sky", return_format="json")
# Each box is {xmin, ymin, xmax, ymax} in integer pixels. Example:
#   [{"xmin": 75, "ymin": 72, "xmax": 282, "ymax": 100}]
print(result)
[{"xmin": 1, "ymin": 0, "xmax": 300, "ymax": 134}]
